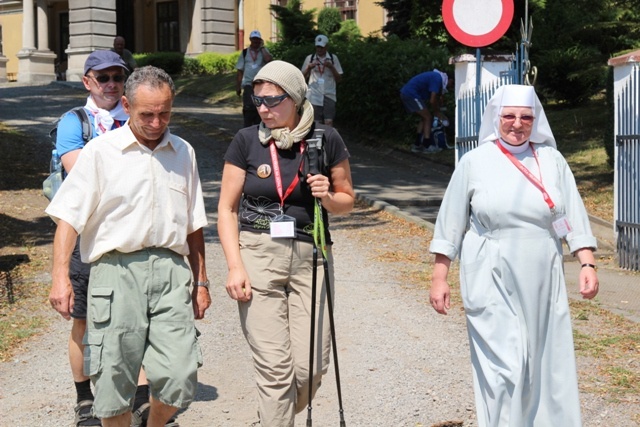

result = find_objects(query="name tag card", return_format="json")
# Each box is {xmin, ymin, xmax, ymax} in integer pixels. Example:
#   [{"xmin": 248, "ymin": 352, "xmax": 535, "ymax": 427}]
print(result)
[{"xmin": 270, "ymin": 215, "xmax": 296, "ymax": 238}]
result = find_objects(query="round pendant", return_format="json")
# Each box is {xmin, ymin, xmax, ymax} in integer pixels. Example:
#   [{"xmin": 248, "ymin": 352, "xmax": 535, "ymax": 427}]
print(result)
[{"xmin": 257, "ymin": 164, "xmax": 272, "ymax": 178}]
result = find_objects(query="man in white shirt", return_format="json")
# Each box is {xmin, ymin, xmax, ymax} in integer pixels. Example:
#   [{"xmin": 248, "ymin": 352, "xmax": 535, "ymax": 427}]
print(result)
[
  {"xmin": 301, "ymin": 34, "xmax": 344, "ymax": 127},
  {"xmin": 47, "ymin": 66, "xmax": 211, "ymax": 427}
]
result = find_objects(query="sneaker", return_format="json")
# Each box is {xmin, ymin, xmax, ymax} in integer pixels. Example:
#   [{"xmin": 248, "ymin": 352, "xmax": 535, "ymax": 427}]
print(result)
[
  {"xmin": 74, "ymin": 400, "xmax": 101, "ymax": 427},
  {"xmin": 411, "ymin": 144, "xmax": 425, "ymax": 153},
  {"xmin": 424, "ymin": 145, "xmax": 442, "ymax": 153}
]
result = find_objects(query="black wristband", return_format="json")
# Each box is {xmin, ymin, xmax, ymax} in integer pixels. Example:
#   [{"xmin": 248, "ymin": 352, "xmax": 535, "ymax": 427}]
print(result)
[{"xmin": 581, "ymin": 263, "xmax": 597, "ymax": 271}]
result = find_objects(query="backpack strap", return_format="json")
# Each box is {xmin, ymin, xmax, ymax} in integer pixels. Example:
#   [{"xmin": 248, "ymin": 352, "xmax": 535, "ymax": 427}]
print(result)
[
  {"xmin": 71, "ymin": 107, "xmax": 92, "ymax": 142},
  {"xmin": 242, "ymin": 48, "xmax": 247, "ymax": 59}
]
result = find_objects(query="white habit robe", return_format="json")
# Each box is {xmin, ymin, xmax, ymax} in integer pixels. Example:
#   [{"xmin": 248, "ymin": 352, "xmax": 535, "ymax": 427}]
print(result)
[{"xmin": 429, "ymin": 140, "xmax": 597, "ymax": 427}]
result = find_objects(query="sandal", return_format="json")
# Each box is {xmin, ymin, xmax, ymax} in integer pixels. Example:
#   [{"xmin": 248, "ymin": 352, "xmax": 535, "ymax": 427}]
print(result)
[
  {"xmin": 130, "ymin": 402, "xmax": 179, "ymax": 427},
  {"xmin": 130, "ymin": 402, "xmax": 150, "ymax": 427},
  {"xmin": 74, "ymin": 400, "xmax": 102, "ymax": 426}
]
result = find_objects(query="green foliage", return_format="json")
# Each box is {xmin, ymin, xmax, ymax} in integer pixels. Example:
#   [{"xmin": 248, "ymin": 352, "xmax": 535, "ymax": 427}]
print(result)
[
  {"xmin": 336, "ymin": 38, "xmax": 451, "ymax": 138},
  {"xmin": 375, "ymin": 0, "xmax": 453, "ymax": 49},
  {"xmin": 273, "ymin": 36, "xmax": 450, "ymax": 138},
  {"xmin": 318, "ymin": 7, "xmax": 342, "ymax": 36},
  {"xmin": 197, "ymin": 52, "xmax": 240, "ymax": 74},
  {"xmin": 135, "ymin": 52, "xmax": 185, "ymax": 75},
  {"xmin": 333, "ymin": 20, "xmax": 362, "ymax": 42},
  {"xmin": 182, "ymin": 57, "xmax": 205, "ymax": 75},
  {"xmin": 134, "ymin": 52, "xmax": 238, "ymax": 76},
  {"xmin": 534, "ymin": 45, "xmax": 606, "ymax": 104},
  {"xmin": 269, "ymin": 0, "xmax": 317, "ymax": 45}
]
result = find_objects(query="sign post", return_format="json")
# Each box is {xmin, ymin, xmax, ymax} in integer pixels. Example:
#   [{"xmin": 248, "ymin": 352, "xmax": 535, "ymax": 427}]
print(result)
[{"xmin": 442, "ymin": 0, "xmax": 514, "ymax": 132}]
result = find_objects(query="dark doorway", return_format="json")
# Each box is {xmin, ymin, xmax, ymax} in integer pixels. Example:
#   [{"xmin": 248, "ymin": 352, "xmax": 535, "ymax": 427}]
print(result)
[
  {"xmin": 157, "ymin": 1, "xmax": 180, "ymax": 52},
  {"xmin": 116, "ymin": 0, "xmax": 136, "ymax": 53}
]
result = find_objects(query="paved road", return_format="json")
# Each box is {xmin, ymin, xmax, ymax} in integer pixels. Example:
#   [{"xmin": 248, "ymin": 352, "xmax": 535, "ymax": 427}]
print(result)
[{"xmin": 1, "ymin": 81, "xmax": 637, "ymax": 323}]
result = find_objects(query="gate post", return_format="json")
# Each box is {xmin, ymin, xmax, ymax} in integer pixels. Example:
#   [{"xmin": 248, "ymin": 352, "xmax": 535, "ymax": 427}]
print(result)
[{"xmin": 608, "ymin": 49, "xmax": 640, "ymax": 271}]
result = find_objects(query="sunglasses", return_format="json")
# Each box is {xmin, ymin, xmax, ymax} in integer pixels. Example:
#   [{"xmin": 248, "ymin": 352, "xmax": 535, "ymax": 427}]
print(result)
[
  {"xmin": 251, "ymin": 94, "xmax": 289, "ymax": 108},
  {"xmin": 501, "ymin": 114, "xmax": 535, "ymax": 124},
  {"xmin": 88, "ymin": 74, "xmax": 126, "ymax": 84}
]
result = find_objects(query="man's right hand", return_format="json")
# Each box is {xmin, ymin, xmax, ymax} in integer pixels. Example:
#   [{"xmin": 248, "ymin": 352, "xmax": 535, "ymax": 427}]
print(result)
[
  {"xmin": 236, "ymin": 88, "xmax": 242, "ymax": 96},
  {"xmin": 49, "ymin": 273, "xmax": 74, "ymax": 320}
]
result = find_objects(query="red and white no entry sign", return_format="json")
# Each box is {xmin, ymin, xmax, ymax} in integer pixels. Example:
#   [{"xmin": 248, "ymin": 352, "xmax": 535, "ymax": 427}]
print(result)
[{"xmin": 442, "ymin": 0, "xmax": 514, "ymax": 47}]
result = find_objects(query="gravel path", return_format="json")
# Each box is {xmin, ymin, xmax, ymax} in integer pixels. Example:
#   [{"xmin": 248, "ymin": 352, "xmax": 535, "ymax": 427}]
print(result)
[{"xmin": 1, "ymin": 83, "xmax": 638, "ymax": 426}]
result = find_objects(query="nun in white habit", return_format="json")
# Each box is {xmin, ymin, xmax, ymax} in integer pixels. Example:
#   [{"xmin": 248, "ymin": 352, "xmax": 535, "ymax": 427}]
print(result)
[{"xmin": 429, "ymin": 85, "xmax": 600, "ymax": 426}]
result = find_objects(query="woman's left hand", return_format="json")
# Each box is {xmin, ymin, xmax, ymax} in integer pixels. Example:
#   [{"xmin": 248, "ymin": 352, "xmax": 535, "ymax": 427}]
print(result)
[
  {"xmin": 579, "ymin": 266, "xmax": 599, "ymax": 299},
  {"xmin": 306, "ymin": 173, "xmax": 331, "ymax": 199}
]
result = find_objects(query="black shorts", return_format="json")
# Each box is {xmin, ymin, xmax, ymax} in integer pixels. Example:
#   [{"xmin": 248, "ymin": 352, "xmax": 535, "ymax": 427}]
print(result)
[{"xmin": 70, "ymin": 237, "xmax": 91, "ymax": 319}]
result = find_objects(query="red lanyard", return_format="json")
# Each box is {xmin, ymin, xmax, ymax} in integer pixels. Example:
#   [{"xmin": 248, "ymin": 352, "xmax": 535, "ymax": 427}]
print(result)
[
  {"xmin": 249, "ymin": 47, "xmax": 259, "ymax": 62},
  {"xmin": 316, "ymin": 56, "xmax": 326, "ymax": 75},
  {"xmin": 269, "ymin": 140, "xmax": 305, "ymax": 207},
  {"xmin": 495, "ymin": 140, "xmax": 556, "ymax": 210}
]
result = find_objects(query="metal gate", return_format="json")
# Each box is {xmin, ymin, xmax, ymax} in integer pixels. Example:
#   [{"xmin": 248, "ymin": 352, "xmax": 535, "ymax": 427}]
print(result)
[
  {"xmin": 455, "ymin": 64, "xmax": 520, "ymax": 161},
  {"xmin": 615, "ymin": 64, "xmax": 640, "ymax": 271}
]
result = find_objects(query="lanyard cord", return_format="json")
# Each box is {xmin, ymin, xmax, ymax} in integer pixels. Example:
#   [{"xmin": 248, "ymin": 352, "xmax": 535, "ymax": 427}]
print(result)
[
  {"xmin": 495, "ymin": 140, "xmax": 556, "ymax": 211},
  {"xmin": 268, "ymin": 140, "xmax": 305, "ymax": 208}
]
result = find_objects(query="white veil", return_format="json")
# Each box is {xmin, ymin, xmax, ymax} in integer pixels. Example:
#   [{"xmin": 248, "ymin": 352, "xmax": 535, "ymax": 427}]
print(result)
[{"xmin": 477, "ymin": 84, "xmax": 556, "ymax": 148}]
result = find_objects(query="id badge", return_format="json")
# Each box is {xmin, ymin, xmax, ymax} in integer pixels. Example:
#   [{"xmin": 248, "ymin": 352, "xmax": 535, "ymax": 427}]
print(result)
[
  {"xmin": 270, "ymin": 215, "xmax": 296, "ymax": 239},
  {"xmin": 552, "ymin": 214, "xmax": 572, "ymax": 238},
  {"xmin": 251, "ymin": 63, "xmax": 258, "ymax": 69},
  {"xmin": 317, "ymin": 78, "xmax": 325, "ymax": 85}
]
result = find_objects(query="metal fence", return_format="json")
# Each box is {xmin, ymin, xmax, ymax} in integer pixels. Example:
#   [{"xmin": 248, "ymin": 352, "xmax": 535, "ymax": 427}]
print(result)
[
  {"xmin": 454, "ymin": 67, "xmax": 520, "ymax": 161},
  {"xmin": 615, "ymin": 65, "xmax": 640, "ymax": 270}
]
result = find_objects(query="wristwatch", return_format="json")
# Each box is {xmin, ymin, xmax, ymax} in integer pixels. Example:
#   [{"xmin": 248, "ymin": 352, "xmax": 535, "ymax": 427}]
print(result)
[{"xmin": 194, "ymin": 280, "xmax": 210, "ymax": 289}]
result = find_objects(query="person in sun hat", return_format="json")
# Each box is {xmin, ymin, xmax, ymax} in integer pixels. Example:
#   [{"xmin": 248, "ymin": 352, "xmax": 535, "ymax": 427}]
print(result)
[
  {"xmin": 301, "ymin": 34, "xmax": 344, "ymax": 127},
  {"xmin": 236, "ymin": 29, "xmax": 273, "ymax": 127},
  {"xmin": 218, "ymin": 60, "xmax": 354, "ymax": 426},
  {"xmin": 428, "ymin": 84, "xmax": 599, "ymax": 426},
  {"xmin": 400, "ymin": 69, "xmax": 454, "ymax": 153}
]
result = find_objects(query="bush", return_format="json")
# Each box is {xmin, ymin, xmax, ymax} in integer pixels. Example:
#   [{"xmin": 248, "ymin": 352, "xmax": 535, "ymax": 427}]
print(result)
[
  {"xmin": 133, "ymin": 52, "xmax": 239, "ymax": 76},
  {"xmin": 135, "ymin": 52, "xmax": 185, "ymax": 75},
  {"xmin": 182, "ymin": 56, "xmax": 205, "ymax": 75},
  {"xmin": 269, "ymin": 36, "xmax": 451, "ymax": 141},
  {"xmin": 534, "ymin": 45, "xmax": 606, "ymax": 105},
  {"xmin": 318, "ymin": 8, "xmax": 342, "ymax": 36},
  {"xmin": 197, "ymin": 52, "xmax": 239, "ymax": 74}
]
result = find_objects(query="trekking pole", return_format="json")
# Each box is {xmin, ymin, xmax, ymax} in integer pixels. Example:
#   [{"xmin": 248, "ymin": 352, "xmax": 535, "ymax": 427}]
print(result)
[
  {"xmin": 314, "ymin": 198, "xmax": 347, "ymax": 427},
  {"xmin": 306, "ymin": 138, "xmax": 321, "ymax": 427},
  {"xmin": 306, "ymin": 233, "xmax": 319, "ymax": 427}
]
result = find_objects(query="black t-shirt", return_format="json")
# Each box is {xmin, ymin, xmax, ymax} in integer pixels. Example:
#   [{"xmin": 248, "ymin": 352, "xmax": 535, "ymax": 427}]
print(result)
[{"xmin": 224, "ymin": 124, "xmax": 350, "ymax": 243}]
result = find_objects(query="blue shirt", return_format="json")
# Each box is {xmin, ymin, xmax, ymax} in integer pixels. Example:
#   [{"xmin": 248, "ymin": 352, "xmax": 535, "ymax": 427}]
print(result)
[
  {"xmin": 400, "ymin": 71, "xmax": 443, "ymax": 100},
  {"xmin": 56, "ymin": 107, "xmax": 127, "ymax": 157}
]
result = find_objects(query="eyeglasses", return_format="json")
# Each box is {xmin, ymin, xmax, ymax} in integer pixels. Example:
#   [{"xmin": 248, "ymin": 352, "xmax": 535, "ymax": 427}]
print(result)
[
  {"xmin": 500, "ymin": 114, "xmax": 535, "ymax": 124},
  {"xmin": 88, "ymin": 74, "xmax": 125, "ymax": 84},
  {"xmin": 251, "ymin": 94, "xmax": 289, "ymax": 108}
]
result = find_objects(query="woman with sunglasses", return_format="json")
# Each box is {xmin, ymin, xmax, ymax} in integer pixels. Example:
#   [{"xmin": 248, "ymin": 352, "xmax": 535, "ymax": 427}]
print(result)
[
  {"xmin": 428, "ymin": 85, "xmax": 599, "ymax": 426},
  {"xmin": 218, "ymin": 60, "xmax": 354, "ymax": 426}
]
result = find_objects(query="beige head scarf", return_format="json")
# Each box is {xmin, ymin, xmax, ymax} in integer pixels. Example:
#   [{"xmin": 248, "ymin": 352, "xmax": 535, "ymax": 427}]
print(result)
[
  {"xmin": 253, "ymin": 60, "xmax": 315, "ymax": 149},
  {"xmin": 477, "ymin": 84, "xmax": 556, "ymax": 148}
]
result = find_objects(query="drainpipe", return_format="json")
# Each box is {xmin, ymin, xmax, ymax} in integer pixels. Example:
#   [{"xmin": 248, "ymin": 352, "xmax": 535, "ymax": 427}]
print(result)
[{"xmin": 238, "ymin": 0, "xmax": 244, "ymax": 50}]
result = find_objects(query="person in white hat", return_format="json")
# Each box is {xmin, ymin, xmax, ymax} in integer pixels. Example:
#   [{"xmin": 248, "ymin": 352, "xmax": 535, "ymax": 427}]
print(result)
[
  {"xmin": 301, "ymin": 34, "xmax": 344, "ymax": 127},
  {"xmin": 236, "ymin": 30, "xmax": 273, "ymax": 127},
  {"xmin": 428, "ymin": 84, "xmax": 599, "ymax": 427}
]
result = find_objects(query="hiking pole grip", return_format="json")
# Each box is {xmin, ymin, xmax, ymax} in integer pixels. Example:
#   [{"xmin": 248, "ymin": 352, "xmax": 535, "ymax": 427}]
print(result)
[{"xmin": 306, "ymin": 138, "xmax": 321, "ymax": 176}]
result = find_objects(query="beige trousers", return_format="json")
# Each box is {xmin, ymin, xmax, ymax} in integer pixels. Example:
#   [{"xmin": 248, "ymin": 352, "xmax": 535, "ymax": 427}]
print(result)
[{"xmin": 239, "ymin": 231, "xmax": 334, "ymax": 427}]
